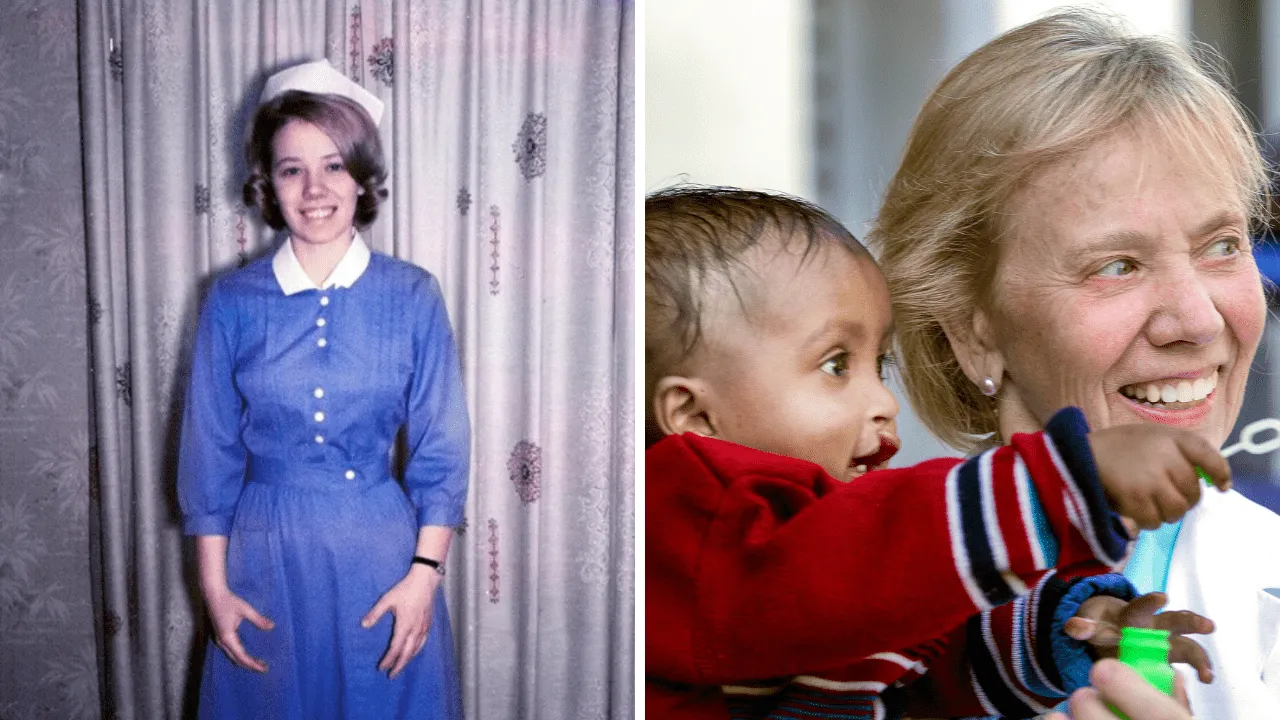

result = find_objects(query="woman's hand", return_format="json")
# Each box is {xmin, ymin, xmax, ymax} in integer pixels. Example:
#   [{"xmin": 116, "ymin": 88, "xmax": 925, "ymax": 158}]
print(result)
[
  {"xmin": 1065, "ymin": 592, "xmax": 1214, "ymax": 683},
  {"xmin": 1090, "ymin": 424, "xmax": 1231, "ymax": 530},
  {"xmin": 361, "ymin": 565, "xmax": 441, "ymax": 678},
  {"xmin": 1045, "ymin": 659, "xmax": 1192, "ymax": 720},
  {"xmin": 204, "ymin": 586, "xmax": 274, "ymax": 673}
]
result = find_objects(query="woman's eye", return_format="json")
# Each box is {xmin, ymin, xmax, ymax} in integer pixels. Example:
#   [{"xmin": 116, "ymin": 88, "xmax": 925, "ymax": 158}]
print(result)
[
  {"xmin": 1206, "ymin": 237, "xmax": 1241, "ymax": 257},
  {"xmin": 327, "ymin": 162, "xmax": 346, "ymax": 172},
  {"xmin": 820, "ymin": 353, "xmax": 849, "ymax": 377},
  {"xmin": 877, "ymin": 352, "xmax": 896, "ymax": 381},
  {"xmin": 278, "ymin": 167, "xmax": 300, "ymax": 177},
  {"xmin": 1096, "ymin": 258, "xmax": 1137, "ymax": 277}
]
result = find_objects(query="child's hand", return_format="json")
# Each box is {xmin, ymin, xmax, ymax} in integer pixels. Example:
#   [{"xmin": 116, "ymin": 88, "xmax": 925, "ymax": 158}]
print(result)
[
  {"xmin": 1089, "ymin": 424, "xmax": 1231, "ymax": 530},
  {"xmin": 1064, "ymin": 591, "xmax": 1214, "ymax": 684}
]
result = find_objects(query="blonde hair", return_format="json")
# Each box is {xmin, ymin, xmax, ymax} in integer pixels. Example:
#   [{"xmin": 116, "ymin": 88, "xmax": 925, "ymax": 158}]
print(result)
[{"xmin": 869, "ymin": 10, "xmax": 1269, "ymax": 451}]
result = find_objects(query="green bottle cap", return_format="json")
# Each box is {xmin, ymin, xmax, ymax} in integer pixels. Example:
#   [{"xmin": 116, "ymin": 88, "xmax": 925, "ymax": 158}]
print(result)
[
  {"xmin": 1195, "ymin": 466, "xmax": 1213, "ymax": 487},
  {"xmin": 1108, "ymin": 627, "xmax": 1175, "ymax": 720}
]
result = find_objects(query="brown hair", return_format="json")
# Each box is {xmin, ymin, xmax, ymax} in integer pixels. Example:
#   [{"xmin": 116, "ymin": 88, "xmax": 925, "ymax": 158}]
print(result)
[
  {"xmin": 243, "ymin": 90, "xmax": 388, "ymax": 230},
  {"xmin": 869, "ymin": 10, "xmax": 1268, "ymax": 451},
  {"xmin": 645, "ymin": 185, "xmax": 869, "ymax": 444}
]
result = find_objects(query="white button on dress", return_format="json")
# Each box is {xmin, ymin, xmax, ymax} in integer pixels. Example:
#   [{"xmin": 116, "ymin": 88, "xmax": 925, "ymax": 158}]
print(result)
[{"xmin": 345, "ymin": 470, "xmax": 356, "ymax": 480}]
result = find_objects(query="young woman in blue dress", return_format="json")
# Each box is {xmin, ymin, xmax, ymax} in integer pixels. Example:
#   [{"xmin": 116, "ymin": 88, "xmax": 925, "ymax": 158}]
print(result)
[{"xmin": 178, "ymin": 60, "xmax": 470, "ymax": 719}]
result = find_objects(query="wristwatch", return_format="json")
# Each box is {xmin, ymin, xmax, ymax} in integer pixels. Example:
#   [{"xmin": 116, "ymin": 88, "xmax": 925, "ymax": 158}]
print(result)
[{"xmin": 411, "ymin": 555, "xmax": 446, "ymax": 577}]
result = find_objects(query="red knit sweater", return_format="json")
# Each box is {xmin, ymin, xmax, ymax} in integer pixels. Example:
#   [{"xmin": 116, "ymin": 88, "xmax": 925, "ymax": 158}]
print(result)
[{"xmin": 646, "ymin": 407, "xmax": 1132, "ymax": 719}]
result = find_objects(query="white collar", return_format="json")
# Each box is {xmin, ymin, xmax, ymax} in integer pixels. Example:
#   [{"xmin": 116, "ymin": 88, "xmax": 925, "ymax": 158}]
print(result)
[{"xmin": 272, "ymin": 233, "xmax": 372, "ymax": 296}]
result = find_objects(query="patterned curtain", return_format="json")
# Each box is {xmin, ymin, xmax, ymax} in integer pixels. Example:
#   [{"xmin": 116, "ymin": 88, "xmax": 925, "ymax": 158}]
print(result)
[{"xmin": 78, "ymin": 1, "xmax": 634, "ymax": 718}]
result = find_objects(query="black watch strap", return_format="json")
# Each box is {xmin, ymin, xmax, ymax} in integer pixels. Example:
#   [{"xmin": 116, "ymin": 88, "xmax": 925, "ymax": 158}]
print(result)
[{"xmin": 411, "ymin": 555, "xmax": 445, "ymax": 576}]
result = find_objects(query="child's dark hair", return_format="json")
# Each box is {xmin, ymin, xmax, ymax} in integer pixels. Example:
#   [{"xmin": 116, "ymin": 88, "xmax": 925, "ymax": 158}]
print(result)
[{"xmin": 645, "ymin": 185, "xmax": 870, "ymax": 443}]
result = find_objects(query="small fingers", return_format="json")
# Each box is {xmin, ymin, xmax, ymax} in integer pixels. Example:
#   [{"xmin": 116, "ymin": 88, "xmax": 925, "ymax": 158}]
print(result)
[
  {"xmin": 1155, "ymin": 486, "xmax": 1193, "ymax": 526},
  {"xmin": 1126, "ymin": 501, "xmax": 1163, "ymax": 531},
  {"xmin": 1169, "ymin": 635, "xmax": 1214, "ymax": 684},
  {"xmin": 1117, "ymin": 592, "xmax": 1168, "ymax": 628},
  {"xmin": 1177, "ymin": 433, "xmax": 1231, "ymax": 492},
  {"xmin": 1151, "ymin": 609, "xmax": 1214, "ymax": 637},
  {"xmin": 1064, "ymin": 616, "xmax": 1098, "ymax": 641}
]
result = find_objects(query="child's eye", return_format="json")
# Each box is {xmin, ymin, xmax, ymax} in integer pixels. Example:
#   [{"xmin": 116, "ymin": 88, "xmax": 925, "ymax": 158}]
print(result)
[
  {"xmin": 820, "ymin": 353, "xmax": 849, "ymax": 377},
  {"xmin": 1096, "ymin": 258, "xmax": 1137, "ymax": 277},
  {"xmin": 877, "ymin": 352, "xmax": 896, "ymax": 381}
]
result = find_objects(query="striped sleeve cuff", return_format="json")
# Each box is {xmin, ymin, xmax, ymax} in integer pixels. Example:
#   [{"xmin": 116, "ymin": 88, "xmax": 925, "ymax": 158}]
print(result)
[
  {"xmin": 1048, "ymin": 573, "xmax": 1138, "ymax": 692},
  {"xmin": 945, "ymin": 407, "xmax": 1129, "ymax": 615},
  {"xmin": 1011, "ymin": 407, "xmax": 1131, "ymax": 571},
  {"xmin": 945, "ymin": 413, "xmax": 1084, "ymax": 612},
  {"xmin": 966, "ymin": 572, "xmax": 1073, "ymax": 719}
]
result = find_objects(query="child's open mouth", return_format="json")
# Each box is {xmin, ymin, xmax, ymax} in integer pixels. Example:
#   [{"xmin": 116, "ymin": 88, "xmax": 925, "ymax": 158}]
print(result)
[{"xmin": 850, "ymin": 437, "xmax": 900, "ymax": 476}]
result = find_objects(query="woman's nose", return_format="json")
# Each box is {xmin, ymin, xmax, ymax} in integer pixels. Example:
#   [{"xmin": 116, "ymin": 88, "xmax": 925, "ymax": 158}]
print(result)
[
  {"xmin": 303, "ymin": 173, "xmax": 325, "ymax": 197},
  {"xmin": 1147, "ymin": 266, "xmax": 1225, "ymax": 347}
]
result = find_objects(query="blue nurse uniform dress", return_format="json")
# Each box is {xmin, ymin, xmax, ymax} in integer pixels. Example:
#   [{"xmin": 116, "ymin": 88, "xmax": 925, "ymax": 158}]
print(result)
[{"xmin": 178, "ymin": 234, "xmax": 469, "ymax": 719}]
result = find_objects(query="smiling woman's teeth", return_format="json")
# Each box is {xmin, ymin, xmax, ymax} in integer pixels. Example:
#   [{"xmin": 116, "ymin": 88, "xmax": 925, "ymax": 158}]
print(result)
[
  {"xmin": 853, "ymin": 464, "xmax": 868, "ymax": 474},
  {"xmin": 1120, "ymin": 371, "xmax": 1217, "ymax": 405},
  {"xmin": 303, "ymin": 208, "xmax": 335, "ymax": 220}
]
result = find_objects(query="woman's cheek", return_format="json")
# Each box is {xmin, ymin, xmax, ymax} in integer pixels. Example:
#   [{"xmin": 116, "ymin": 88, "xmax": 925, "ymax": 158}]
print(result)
[{"xmin": 1216, "ymin": 271, "xmax": 1266, "ymax": 351}]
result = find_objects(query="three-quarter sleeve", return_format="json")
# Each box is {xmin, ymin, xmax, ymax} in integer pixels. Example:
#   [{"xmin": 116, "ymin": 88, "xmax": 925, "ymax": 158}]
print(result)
[
  {"xmin": 402, "ymin": 274, "xmax": 470, "ymax": 528},
  {"xmin": 178, "ymin": 281, "xmax": 248, "ymax": 536}
]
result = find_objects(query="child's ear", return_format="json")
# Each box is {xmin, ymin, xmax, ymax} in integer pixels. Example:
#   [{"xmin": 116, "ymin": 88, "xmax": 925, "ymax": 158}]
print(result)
[
  {"xmin": 652, "ymin": 376, "xmax": 717, "ymax": 437},
  {"xmin": 940, "ymin": 308, "xmax": 1004, "ymax": 392}
]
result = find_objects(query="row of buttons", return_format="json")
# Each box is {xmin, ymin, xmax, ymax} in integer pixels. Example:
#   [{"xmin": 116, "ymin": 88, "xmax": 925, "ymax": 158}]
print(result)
[
  {"xmin": 315, "ymin": 293, "xmax": 330, "ymax": 439},
  {"xmin": 312, "ymin": 294, "xmax": 353, "ymax": 480}
]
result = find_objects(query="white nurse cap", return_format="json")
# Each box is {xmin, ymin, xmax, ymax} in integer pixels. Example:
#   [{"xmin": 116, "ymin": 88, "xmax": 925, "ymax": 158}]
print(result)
[{"xmin": 260, "ymin": 59, "xmax": 385, "ymax": 127}]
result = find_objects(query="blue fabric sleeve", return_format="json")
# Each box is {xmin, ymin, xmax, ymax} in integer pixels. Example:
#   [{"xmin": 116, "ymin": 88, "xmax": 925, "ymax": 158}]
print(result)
[
  {"xmin": 403, "ymin": 274, "xmax": 471, "ymax": 528},
  {"xmin": 177, "ymin": 281, "xmax": 248, "ymax": 536},
  {"xmin": 1050, "ymin": 573, "xmax": 1139, "ymax": 692}
]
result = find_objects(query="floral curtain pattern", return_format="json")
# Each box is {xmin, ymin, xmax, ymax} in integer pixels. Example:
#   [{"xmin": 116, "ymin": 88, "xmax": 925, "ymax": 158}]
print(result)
[
  {"xmin": 75, "ymin": 1, "xmax": 633, "ymax": 718},
  {"xmin": 0, "ymin": 1, "xmax": 100, "ymax": 718}
]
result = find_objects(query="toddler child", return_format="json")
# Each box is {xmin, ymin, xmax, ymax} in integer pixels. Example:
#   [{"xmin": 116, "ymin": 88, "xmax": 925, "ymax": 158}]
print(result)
[{"xmin": 645, "ymin": 186, "xmax": 1222, "ymax": 719}]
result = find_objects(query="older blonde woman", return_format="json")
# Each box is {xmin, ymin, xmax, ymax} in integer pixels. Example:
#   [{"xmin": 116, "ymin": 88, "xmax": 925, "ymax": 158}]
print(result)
[{"xmin": 872, "ymin": 11, "xmax": 1280, "ymax": 720}]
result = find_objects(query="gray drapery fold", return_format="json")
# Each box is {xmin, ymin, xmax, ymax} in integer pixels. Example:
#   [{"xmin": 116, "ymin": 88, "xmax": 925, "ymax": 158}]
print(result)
[{"xmin": 78, "ymin": 1, "xmax": 633, "ymax": 718}]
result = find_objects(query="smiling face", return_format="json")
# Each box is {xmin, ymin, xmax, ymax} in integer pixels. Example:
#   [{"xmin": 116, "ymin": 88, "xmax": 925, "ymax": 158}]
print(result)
[
  {"xmin": 982, "ymin": 123, "xmax": 1265, "ymax": 446},
  {"xmin": 687, "ymin": 239, "xmax": 901, "ymax": 481},
  {"xmin": 270, "ymin": 119, "xmax": 360, "ymax": 248}
]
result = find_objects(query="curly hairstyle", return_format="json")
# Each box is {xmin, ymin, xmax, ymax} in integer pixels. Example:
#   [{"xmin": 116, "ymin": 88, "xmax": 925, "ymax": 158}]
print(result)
[
  {"xmin": 243, "ymin": 90, "xmax": 388, "ymax": 230},
  {"xmin": 869, "ymin": 10, "xmax": 1268, "ymax": 451}
]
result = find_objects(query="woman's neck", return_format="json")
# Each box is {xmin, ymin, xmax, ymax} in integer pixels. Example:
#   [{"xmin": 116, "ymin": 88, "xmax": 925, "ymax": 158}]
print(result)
[
  {"xmin": 996, "ymin": 384, "xmax": 1043, "ymax": 442},
  {"xmin": 291, "ymin": 233, "xmax": 354, "ymax": 287}
]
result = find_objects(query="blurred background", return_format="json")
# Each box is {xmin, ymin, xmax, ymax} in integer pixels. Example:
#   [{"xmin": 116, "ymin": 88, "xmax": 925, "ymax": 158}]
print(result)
[{"xmin": 646, "ymin": 0, "xmax": 1280, "ymax": 512}]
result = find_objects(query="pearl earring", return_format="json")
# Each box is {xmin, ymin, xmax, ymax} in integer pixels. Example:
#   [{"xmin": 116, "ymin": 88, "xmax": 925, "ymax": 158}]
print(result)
[{"xmin": 981, "ymin": 376, "xmax": 998, "ymax": 397}]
